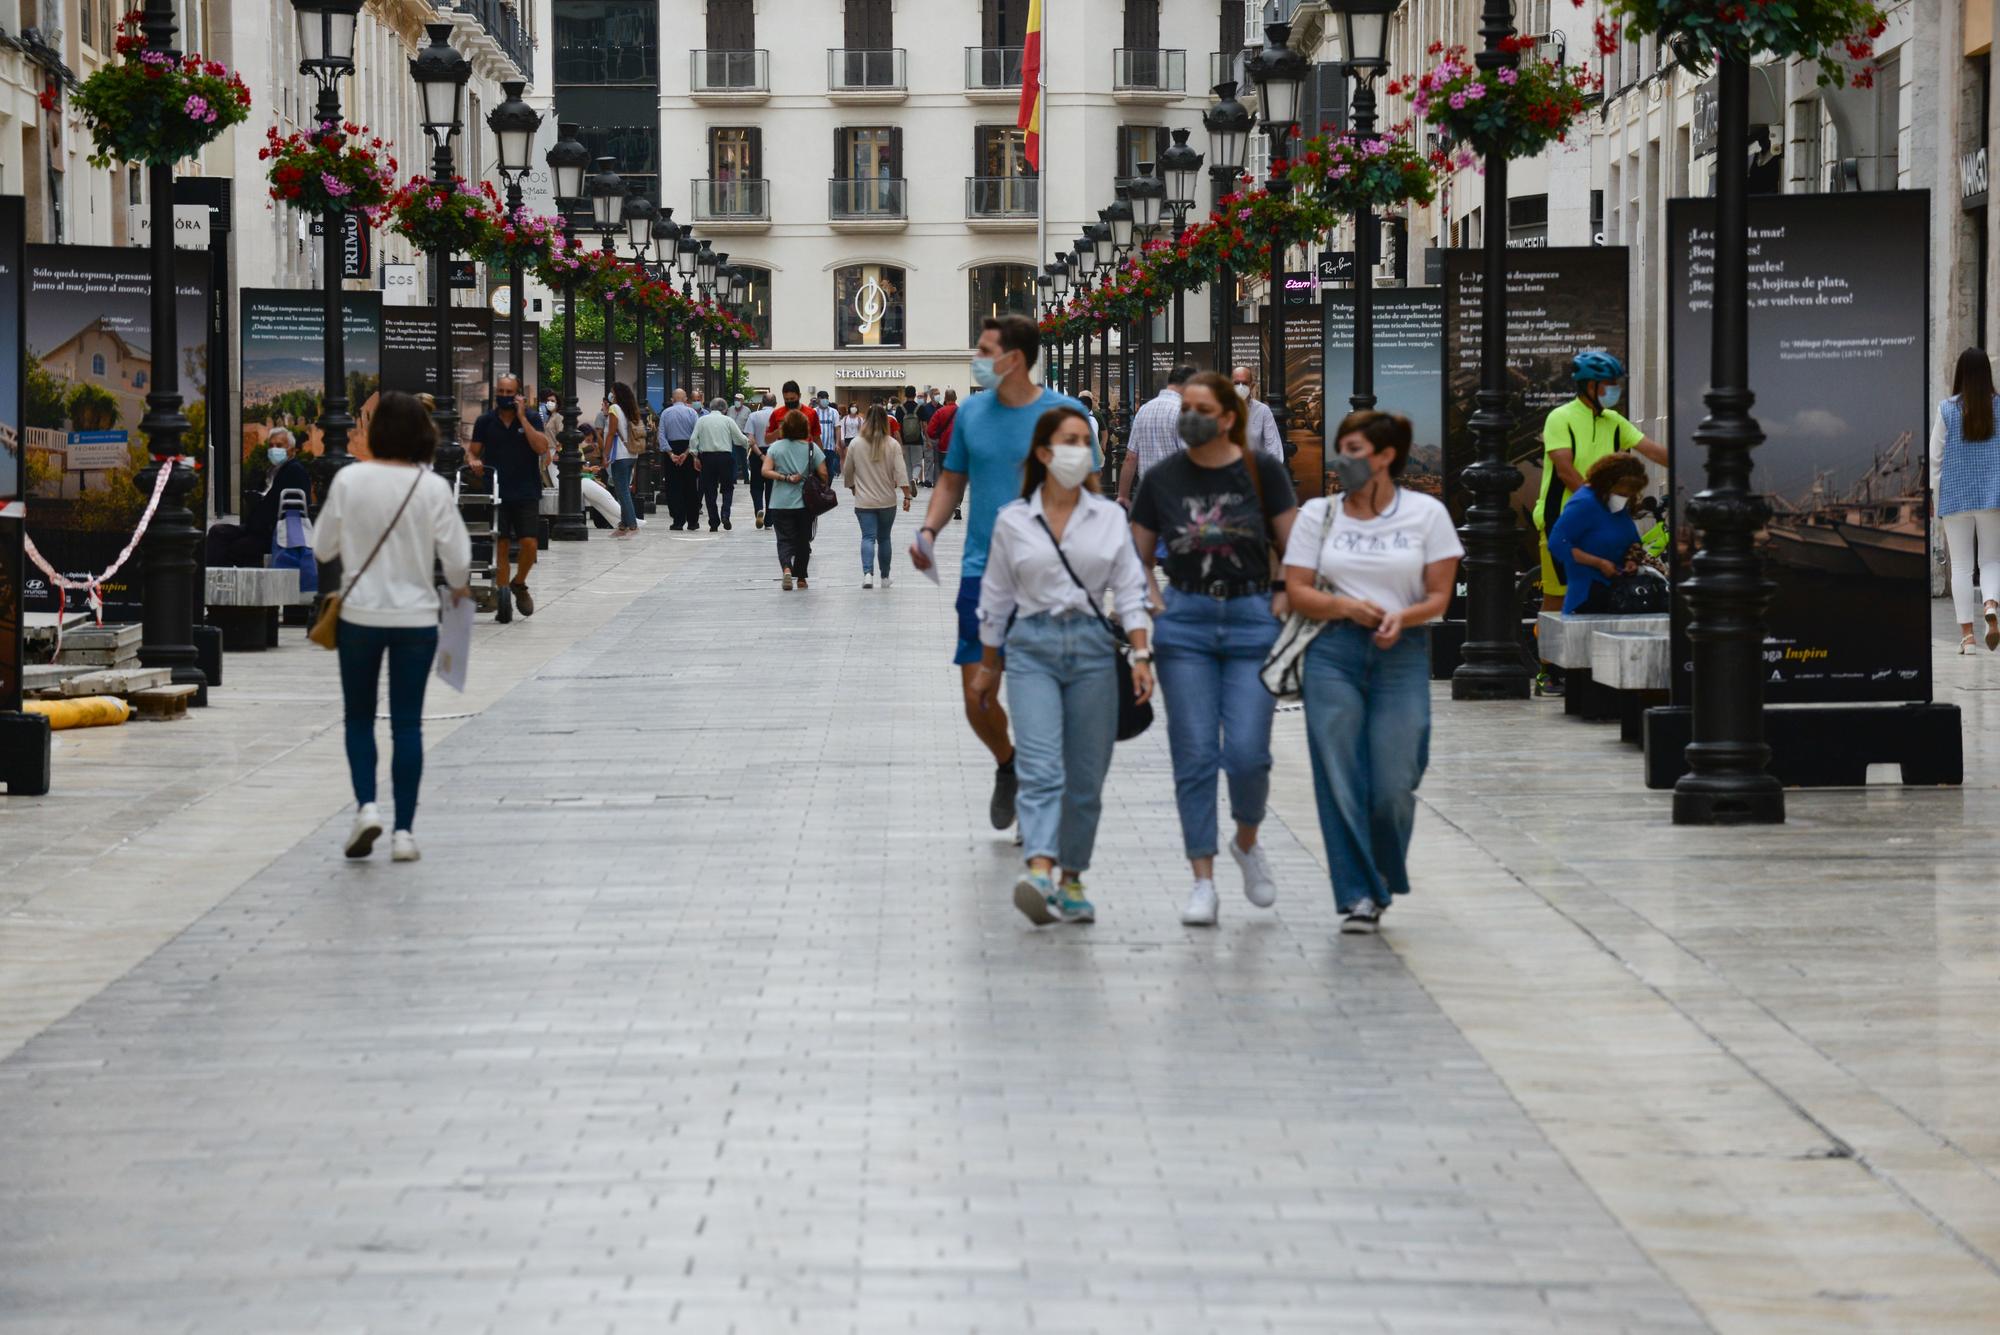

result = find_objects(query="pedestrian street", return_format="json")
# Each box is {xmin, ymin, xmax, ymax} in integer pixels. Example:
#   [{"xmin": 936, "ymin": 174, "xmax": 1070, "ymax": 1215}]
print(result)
[{"xmin": 2, "ymin": 522, "xmax": 1998, "ymax": 1334}]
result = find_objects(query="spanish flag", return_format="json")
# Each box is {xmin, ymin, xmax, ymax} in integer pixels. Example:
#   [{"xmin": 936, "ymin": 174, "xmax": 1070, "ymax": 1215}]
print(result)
[{"xmin": 1017, "ymin": 0, "xmax": 1043, "ymax": 170}]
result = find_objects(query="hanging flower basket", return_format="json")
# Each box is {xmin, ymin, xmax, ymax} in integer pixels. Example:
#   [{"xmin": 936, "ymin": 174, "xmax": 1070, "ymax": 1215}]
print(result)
[
  {"xmin": 261, "ymin": 122, "xmax": 397, "ymax": 220},
  {"xmin": 572, "ymin": 247, "xmax": 643, "ymax": 305},
  {"xmin": 1288, "ymin": 133, "xmax": 1438, "ymax": 214},
  {"xmin": 72, "ymin": 11, "xmax": 251, "ymax": 168},
  {"xmin": 387, "ymin": 176, "xmax": 496, "ymax": 255},
  {"xmin": 473, "ymin": 200, "xmax": 567, "ymax": 279},
  {"xmin": 1585, "ymin": 0, "xmax": 1887, "ymax": 88},
  {"xmin": 1401, "ymin": 41, "xmax": 1599, "ymax": 163},
  {"xmin": 530, "ymin": 234, "xmax": 590, "ymax": 290}
]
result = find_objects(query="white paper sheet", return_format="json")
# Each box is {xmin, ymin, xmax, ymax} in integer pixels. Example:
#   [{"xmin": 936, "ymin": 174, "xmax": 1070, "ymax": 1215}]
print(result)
[
  {"xmin": 435, "ymin": 595, "xmax": 474, "ymax": 692},
  {"xmin": 915, "ymin": 529, "xmax": 941, "ymax": 585}
]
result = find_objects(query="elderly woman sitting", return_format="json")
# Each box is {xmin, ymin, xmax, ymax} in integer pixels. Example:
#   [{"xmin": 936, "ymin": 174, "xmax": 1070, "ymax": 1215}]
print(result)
[
  {"xmin": 205, "ymin": 427, "xmax": 315, "ymax": 567},
  {"xmin": 1548, "ymin": 452, "xmax": 1650, "ymax": 615}
]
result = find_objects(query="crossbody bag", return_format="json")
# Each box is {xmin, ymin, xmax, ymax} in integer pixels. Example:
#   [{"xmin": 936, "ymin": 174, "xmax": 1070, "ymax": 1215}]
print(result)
[
  {"xmin": 308, "ymin": 471, "xmax": 425, "ymax": 650},
  {"xmin": 1258, "ymin": 496, "xmax": 1340, "ymax": 700},
  {"xmin": 1034, "ymin": 514, "xmax": 1153, "ymax": 742}
]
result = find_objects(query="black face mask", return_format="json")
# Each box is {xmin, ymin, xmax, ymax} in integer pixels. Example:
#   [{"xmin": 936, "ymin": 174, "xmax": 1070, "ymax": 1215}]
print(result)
[
  {"xmin": 495, "ymin": 395, "xmax": 516, "ymax": 411},
  {"xmin": 784, "ymin": 398, "xmax": 800, "ymax": 411}
]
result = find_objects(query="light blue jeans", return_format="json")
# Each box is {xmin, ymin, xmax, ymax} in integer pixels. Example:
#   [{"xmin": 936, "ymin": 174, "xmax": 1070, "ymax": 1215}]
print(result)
[
  {"xmin": 1152, "ymin": 589, "xmax": 1281, "ymax": 859},
  {"xmin": 856, "ymin": 506, "xmax": 896, "ymax": 574},
  {"xmin": 1004, "ymin": 611, "xmax": 1119, "ymax": 872},
  {"xmin": 1300, "ymin": 622, "xmax": 1432, "ymax": 911}
]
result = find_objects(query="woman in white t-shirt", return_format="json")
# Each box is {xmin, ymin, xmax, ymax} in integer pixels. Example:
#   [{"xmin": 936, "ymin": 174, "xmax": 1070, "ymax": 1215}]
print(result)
[
  {"xmin": 1282, "ymin": 411, "xmax": 1463, "ymax": 935},
  {"xmin": 604, "ymin": 381, "xmax": 640, "ymax": 536}
]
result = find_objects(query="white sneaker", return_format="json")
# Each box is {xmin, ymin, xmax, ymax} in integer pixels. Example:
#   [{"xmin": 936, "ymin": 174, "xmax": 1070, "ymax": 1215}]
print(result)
[
  {"xmin": 1180, "ymin": 878, "xmax": 1219, "ymax": 927},
  {"xmin": 879, "ymin": 574, "xmax": 892, "ymax": 587},
  {"xmin": 1340, "ymin": 901, "xmax": 1382, "ymax": 934},
  {"xmin": 1230, "ymin": 839, "xmax": 1278, "ymax": 909},
  {"xmin": 863, "ymin": 573, "xmax": 874, "ymax": 588},
  {"xmin": 344, "ymin": 803, "xmax": 385, "ymax": 859},
  {"xmin": 391, "ymin": 830, "xmax": 421, "ymax": 862}
]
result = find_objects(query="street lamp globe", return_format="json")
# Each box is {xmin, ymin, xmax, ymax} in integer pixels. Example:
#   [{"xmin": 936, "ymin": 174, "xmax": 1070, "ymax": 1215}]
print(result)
[
  {"xmin": 1246, "ymin": 23, "xmax": 1309, "ymax": 131},
  {"xmin": 1161, "ymin": 128, "xmax": 1204, "ymax": 207},
  {"xmin": 652, "ymin": 210, "xmax": 679, "ymax": 268},
  {"xmin": 622, "ymin": 192, "xmax": 657, "ymax": 253},
  {"xmin": 1107, "ymin": 191, "xmax": 1135, "ymax": 250},
  {"xmin": 1203, "ymin": 82, "xmax": 1253, "ymax": 177},
  {"xmin": 696, "ymin": 241, "xmax": 720, "ymax": 289},
  {"xmin": 1333, "ymin": 0, "xmax": 1396, "ymax": 78},
  {"xmin": 587, "ymin": 158, "xmax": 626, "ymax": 230},
  {"xmin": 487, "ymin": 80, "xmax": 542, "ymax": 180},
  {"xmin": 293, "ymin": 0, "xmax": 362, "ymax": 81},
  {"xmin": 1049, "ymin": 257, "xmax": 1071, "ymax": 298},
  {"xmin": 676, "ymin": 234, "xmax": 701, "ymax": 280},
  {"xmin": 410, "ymin": 23, "xmax": 470, "ymax": 143},
  {"xmin": 1128, "ymin": 163, "xmax": 1166, "ymax": 232},
  {"xmin": 546, "ymin": 123, "xmax": 589, "ymax": 204},
  {"xmin": 717, "ymin": 264, "xmax": 738, "ymax": 303},
  {"xmin": 1090, "ymin": 219, "xmax": 1116, "ymax": 271},
  {"xmin": 1073, "ymin": 234, "xmax": 1097, "ymax": 277}
]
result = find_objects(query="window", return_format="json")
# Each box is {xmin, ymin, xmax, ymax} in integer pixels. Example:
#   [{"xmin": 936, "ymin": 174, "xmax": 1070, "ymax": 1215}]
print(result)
[
  {"xmin": 710, "ymin": 127, "xmax": 762, "ymax": 179},
  {"xmin": 981, "ymin": 0, "xmax": 1028, "ymax": 46},
  {"xmin": 1506, "ymin": 194, "xmax": 1548, "ymax": 247},
  {"xmin": 1117, "ymin": 125, "xmax": 1168, "ymax": 183},
  {"xmin": 134, "ymin": 371, "xmax": 146, "ymax": 388},
  {"xmin": 553, "ymin": 1, "xmax": 658, "ymax": 86},
  {"xmin": 833, "ymin": 127, "xmax": 903, "ymax": 217},
  {"xmin": 559, "ymin": 86, "xmax": 658, "ymax": 197},
  {"xmin": 976, "ymin": 126, "xmax": 1032, "ymax": 178},
  {"xmin": 834, "ymin": 264, "xmax": 906, "ymax": 348},
  {"xmin": 80, "ymin": 0, "xmax": 92, "ymax": 47},
  {"xmin": 733, "ymin": 265, "xmax": 772, "ymax": 348},
  {"xmin": 968, "ymin": 264, "xmax": 1036, "ymax": 345},
  {"xmin": 707, "ymin": 0, "xmax": 753, "ymax": 48},
  {"xmin": 844, "ymin": 0, "xmax": 891, "ymax": 49},
  {"xmin": 91, "ymin": 354, "xmax": 106, "ymax": 376}
]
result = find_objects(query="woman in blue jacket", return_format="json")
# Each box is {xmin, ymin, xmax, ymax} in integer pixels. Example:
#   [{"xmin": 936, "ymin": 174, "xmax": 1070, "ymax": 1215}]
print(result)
[{"xmin": 1548, "ymin": 453, "xmax": 1649, "ymax": 614}]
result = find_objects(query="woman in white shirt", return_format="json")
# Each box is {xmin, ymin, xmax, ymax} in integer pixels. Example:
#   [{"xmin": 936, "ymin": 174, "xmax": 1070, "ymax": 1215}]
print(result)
[
  {"xmin": 975, "ymin": 406, "xmax": 1154, "ymax": 926},
  {"xmin": 1282, "ymin": 411, "xmax": 1463, "ymax": 934},
  {"xmin": 313, "ymin": 391, "xmax": 473, "ymax": 863},
  {"xmin": 604, "ymin": 382, "xmax": 640, "ymax": 536}
]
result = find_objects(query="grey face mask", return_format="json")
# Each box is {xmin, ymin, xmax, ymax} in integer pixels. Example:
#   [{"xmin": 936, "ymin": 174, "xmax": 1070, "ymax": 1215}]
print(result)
[
  {"xmin": 1331, "ymin": 452, "xmax": 1375, "ymax": 493},
  {"xmin": 1176, "ymin": 411, "xmax": 1221, "ymax": 448}
]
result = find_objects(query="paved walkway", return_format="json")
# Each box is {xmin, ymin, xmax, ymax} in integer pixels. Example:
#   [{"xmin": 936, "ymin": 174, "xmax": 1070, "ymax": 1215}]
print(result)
[{"xmin": 1, "ymin": 509, "xmax": 1996, "ymax": 1333}]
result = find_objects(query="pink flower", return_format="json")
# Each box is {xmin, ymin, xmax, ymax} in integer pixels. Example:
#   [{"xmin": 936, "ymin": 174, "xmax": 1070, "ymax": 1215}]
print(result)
[
  {"xmin": 1497, "ymin": 67, "xmax": 1519, "ymax": 85},
  {"xmin": 1448, "ymin": 92, "xmax": 1467, "ymax": 110},
  {"xmin": 426, "ymin": 195, "xmax": 443, "ymax": 211},
  {"xmin": 1464, "ymin": 82, "xmax": 1486, "ymax": 101},
  {"xmin": 321, "ymin": 172, "xmax": 353, "ymax": 197}
]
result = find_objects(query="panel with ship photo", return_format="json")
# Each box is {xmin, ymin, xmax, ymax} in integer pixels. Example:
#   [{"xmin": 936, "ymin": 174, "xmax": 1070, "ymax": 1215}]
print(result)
[{"xmin": 1667, "ymin": 191, "xmax": 1931, "ymax": 705}]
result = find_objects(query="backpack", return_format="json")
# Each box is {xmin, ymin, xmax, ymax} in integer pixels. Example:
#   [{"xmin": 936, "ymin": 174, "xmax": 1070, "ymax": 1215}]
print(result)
[{"xmin": 901, "ymin": 410, "xmax": 923, "ymax": 446}]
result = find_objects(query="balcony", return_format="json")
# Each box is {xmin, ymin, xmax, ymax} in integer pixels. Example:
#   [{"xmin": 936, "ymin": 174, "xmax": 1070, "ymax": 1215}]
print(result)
[
  {"xmin": 690, "ymin": 178, "xmax": 771, "ymax": 232},
  {"xmin": 1210, "ymin": 47, "xmax": 1251, "ymax": 90},
  {"xmin": 828, "ymin": 48, "xmax": 907, "ymax": 101},
  {"xmin": 444, "ymin": 0, "xmax": 533, "ymax": 81},
  {"xmin": 964, "ymin": 46, "xmax": 1024, "ymax": 101},
  {"xmin": 1113, "ymin": 49, "xmax": 1186, "ymax": 101},
  {"xmin": 964, "ymin": 176, "xmax": 1037, "ymax": 230},
  {"xmin": 690, "ymin": 49, "xmax": 769, "ymax": 103},
  {"xmin": 829, "ymin": 177, "xmax": 908, "ymax": 231}
]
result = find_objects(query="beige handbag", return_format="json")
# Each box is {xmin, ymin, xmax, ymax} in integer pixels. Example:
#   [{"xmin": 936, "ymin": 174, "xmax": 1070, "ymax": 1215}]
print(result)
[{"xmin": 309, "ymin": 472, "xmax": 425, "ymax": 650}]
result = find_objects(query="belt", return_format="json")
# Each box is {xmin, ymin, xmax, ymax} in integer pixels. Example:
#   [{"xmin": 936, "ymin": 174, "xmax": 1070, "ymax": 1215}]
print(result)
[{"xmin": 1170, "ymin": 578, "xmax": 1266, "ymax": 600}]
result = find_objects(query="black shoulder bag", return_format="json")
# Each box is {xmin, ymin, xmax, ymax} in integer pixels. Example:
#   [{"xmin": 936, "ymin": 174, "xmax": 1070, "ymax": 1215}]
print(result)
[{"xmin": 1033, "ymin": 514, "xmax": 1153, "ymax": 742}]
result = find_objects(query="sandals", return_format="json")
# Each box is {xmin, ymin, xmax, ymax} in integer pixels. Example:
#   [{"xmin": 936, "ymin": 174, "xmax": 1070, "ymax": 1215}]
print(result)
[
  {"xmin": 1986, "ymin": 603, "xmax": 2000, "ymax": 652},
  {"xmin": 1962, "ymin": 633, "xmax": 1978, "ymax": 656}
]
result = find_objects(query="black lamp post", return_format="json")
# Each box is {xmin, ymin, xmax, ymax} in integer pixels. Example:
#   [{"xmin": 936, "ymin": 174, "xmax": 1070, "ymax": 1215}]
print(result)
[
  {"xmin": 651, "ymin": 212, "xmax": 679, "ymax": 397},
  {"xmin": 675, "ymin": 234, "xmax": 701, "ymax": 396},
  {"xmin": 1204, "ymin": 81, "xmax": 1252, "ymax": 374},
  {"xmin": 293, "ymin": 0, "xmax": 363, "ymax": 497},
  {"xmin": 1107, "ymin": 188, "xmax": 1138, "ymax": 403},
  {"xmin": 697, "ymin": 241, "xmax": 720, "ymax": 399},
  {"xmin": 1450, "ymin": 0, "xmax": 1534, "ymax": 701},
  {"xmin": 411, "ymin": 23, "xmax": 471, "ymax": 471},
  {"xmin": 545, "ymin": 122, "xmax": 590, "ymax": 541},
  {"xmin": 487, "ymin": 80, "xmax": 542, "ymax": 394},
  {"xmin": 622, "ymin": 191, "xmax": 656, "ymax": 409},
  {"xmin": 1160, "ymin": 129, "xmax": 1204, "ymax": 370},
  {"xmin": 1247, "ymin": 22, "xmax": 1309, "ymax": 455},
  {"xmin": 1675, "ymin": 51, "xmax": 1784, "ymax": 824},
  {"xmin": 1073, "ymin": 235, "xmax": 1096, "ymax": 393},
  {"xmin": 1129, "ymin": 166, "xmax": 1166, "ymax": 395},
  {"xmin": 715, "ymin": 262, "xmax": 740, "ymax": 399},
  {"xmin": 132, "ymin": 0, "xmax": 205, "ymax": 699},
  {"xmin": 1091, "ymin": 220, "xmax": 1115, "ymax": 417},
  {"xmin": 1334, "ymin": 0, "xmax": 1394, "ymax": 412},
  {"xmin": 1047, "ymin": 257, "xmax": 1072, "ymax": 391},
  {"xmin": 586, "ymin": 158, "xmax": 624, "ymax": 422}
]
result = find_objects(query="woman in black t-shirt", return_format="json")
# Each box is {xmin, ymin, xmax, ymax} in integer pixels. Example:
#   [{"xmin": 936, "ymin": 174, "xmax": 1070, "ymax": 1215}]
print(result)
[{"xmin": 1130, "ymin": 371, "xmax": 1298, "ymax": 928}]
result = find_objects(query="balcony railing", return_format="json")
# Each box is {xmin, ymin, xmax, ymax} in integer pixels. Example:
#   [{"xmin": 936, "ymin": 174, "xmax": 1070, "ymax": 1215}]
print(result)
[
  {"xmin": 828, "ymin": 48, "xmax": 906, "ymax": 92},
  {"xmin": 690, "ymin": 49, "xmax": 769, "ymax": 95},
  {"xmin": 448, "ymin": 0, "xmax": 534, "ymax": 80},
  {"xmin": 1210, "ymin": 47, "xmax": 1251, "ymax": 89},
  {"xmin": 965, "ymin": 176, "xmax": 1038, "ymax": 219},
  {"xmin": 964, "ymin": 46, "xmax": 1024, "ymax": 91},
  {"xmin": 691, "ymin": 178, "xmax": 770, "ymax": 222},
  {"xmin": 1114, "ymin": 49, "xmax": 1186, "ymax": 93},
  {"xmin": 829, "ymin": 177, "xmax": 907, "ymax": 221}
]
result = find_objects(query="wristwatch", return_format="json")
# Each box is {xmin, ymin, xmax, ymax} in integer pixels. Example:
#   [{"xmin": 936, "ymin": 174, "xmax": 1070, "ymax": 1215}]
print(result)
[
  {"xmin": 920, "ymin": 525, "xmax": 940, "ymax": 540},
  {"xmin": 1130, "ymin": 649, "xmax": 1154, "ymax": 664}
]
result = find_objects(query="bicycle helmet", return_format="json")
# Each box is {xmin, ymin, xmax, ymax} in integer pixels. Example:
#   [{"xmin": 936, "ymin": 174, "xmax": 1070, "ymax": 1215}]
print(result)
[{"xmin": 1571, "ymin": 350, "xmax": 1625, "ymax": 384}]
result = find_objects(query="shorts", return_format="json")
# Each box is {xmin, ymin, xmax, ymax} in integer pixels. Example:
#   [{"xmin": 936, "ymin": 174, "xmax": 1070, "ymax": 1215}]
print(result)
[
  {"xmin": 1538, "ymin": 533, "xmax": 1566, "ymax": 597},
  {"xmin": 955, "ymin": 575, "xmax": 990, "ymax": 666},
  {"xmin": 496, "ymin": 498, "xmax": 542, "ymax": 541}
]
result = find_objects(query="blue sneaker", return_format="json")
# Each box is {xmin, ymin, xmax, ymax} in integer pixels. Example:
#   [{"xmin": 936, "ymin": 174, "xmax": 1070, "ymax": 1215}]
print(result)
[
  {"xmin": 1055, "ymin": 878, "xmax": 1096, "ymax": 924},
  {"xmin": 1013, "ymin": 871, "xmax": 1058, "ymax": 925}
]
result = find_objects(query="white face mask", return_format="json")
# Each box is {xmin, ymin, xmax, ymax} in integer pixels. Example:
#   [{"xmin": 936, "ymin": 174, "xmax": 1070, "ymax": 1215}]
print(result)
[
  {"xmin": 267, "ymin": 446, "xmax": 288, "ymax": 466},
  {"xmin": 1608, "ymin": 494, "xmax": 1630, "ymax": 512},
  {"xmin": 1234, "ymin": 383, "xmax": 1251, "ymax": 399},
  {"xmin": 1044, "ymin": 444, "xmax": 1094, "ymax": 489},
  {"xmin": 1600, "ymin": 385, "xmax": 1623, "ymax": 409}
]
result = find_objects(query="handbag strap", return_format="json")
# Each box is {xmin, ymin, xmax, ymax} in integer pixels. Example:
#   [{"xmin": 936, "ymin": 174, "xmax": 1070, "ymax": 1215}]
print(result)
[
  {"xmin": 344, "ymin": 471, "xmax": 425, "ymax": 592},
  {"xmin": 1033, "ymin": 512, "xmax": 1125, "ymax": 645}
]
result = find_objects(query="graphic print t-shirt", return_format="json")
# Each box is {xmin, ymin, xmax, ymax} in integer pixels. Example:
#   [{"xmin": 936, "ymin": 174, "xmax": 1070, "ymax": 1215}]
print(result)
[{"xmin": 1131, "ymin": 449, "xmax": 1296, "ymax": 590}]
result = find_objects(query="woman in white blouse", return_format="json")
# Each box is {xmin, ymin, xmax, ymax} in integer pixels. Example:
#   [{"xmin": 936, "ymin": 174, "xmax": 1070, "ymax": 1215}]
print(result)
[
  {"xmin": 1282, "ymin": 411, "xmax": 1463, "ymax": 934},
  {"xmin": 975, "ymin": 406, "xmax": 1155, "ymax": 926}
]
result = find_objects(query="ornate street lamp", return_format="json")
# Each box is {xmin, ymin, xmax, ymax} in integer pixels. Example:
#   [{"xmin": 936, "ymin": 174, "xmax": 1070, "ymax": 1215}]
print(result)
[
  {"xmin": 1129, "ymin": 166, "xmax": 1167, "ymax": 398},
  {"xmin": 1073, "ymin": 235, "xmax": 1098, "ymax": 394},
  {"xmin": 585, "ymin": 159, "xmax": 625, "ymax": 445},
  {"xmin": 293, "ymin": 0, "xmax": 365, "ymax": 497},
  {"xmin": 1332, "ymin": 0, "xmax": 1394, "ymax": 413},
  {"xmin": 1160, "ymin": 128, "xmax": 1203, "ymax": 369},
  {"xmin": 622, "ymin": 191, "xmax": 656, "ymax": 411},
  {"xmin": 1451, "ymin": 0, "xmax": 1535, "ymax": 701},
  {"xmin": 545, "ymin": 123, "xmax": 591, "ymax": 542},
  {"xmin": 1204, "ymin": 81, "xmax": 1253, "ymax": 372},
  {"xmin": 675, "ymin": 234, "xmax": 701, "ymax": 397},
  {"xmin": 411, "ymin": 22, "xmax": 471, "ymax": 468},
  {"xmin": 1246, "ymin": 22, "xmax": 1309, "ymax": 453},
  {"xmin": 649, "ymin": 210, "xmax": 680, "ymax": 398},
  {"xmin": 487, "ymin": 80, "xmax": 543, "ymax": 396},
  {"xmin": 1046, "ymin": 258, "xmax": 1071, "ymax": 392},
  {"xmin": 1091, "ymin": 218, "xmax": 1115, "ymax": 417},
  {"xmin": 696, "ymin": 241, "xmax": 720, "ymax": 397},
  {"xmin": 132, "ymin": 0, "xmax": 205, "ymax": 699}
]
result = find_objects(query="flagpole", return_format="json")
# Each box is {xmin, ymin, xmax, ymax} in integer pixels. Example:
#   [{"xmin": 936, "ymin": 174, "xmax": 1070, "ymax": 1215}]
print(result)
[{"xmin": 1034, "ymin": 0, "xmax": 1047, "ymax": 382}]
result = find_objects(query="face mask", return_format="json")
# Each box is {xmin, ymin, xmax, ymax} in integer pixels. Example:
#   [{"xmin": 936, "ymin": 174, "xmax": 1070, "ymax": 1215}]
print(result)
[
  {"xmin": 496, "ymin": 395, "xmax": 516, "ymax": 411},
  {"xmin": 1234, "ymin": 383, "xmax": 1251, "ymax": 399},
  {"xmin": 970, "ymin": 356, "xmax": 1002, "ymax": 390},
  {"xmin": 1608, "ymin": 494, "xmax": 1630, "ymax": 513},
  {"xmin": 1331, "ymin": 452, "xmax": 1375, "ymax": 493},
  {"xmin": 1600, "ymin": 385, "xmax": 1623, "ymax": 409},
  {"xmin": 1177, "ymin": 411, "xmax": 1221, "ymax": 448},
  {"xmin": 267, "ymin": 446, "xmax": 288, "ymax": 466},
  {"xmin": 1045, "ymin": 444, "xmax": 1094, "ymax": 489}
]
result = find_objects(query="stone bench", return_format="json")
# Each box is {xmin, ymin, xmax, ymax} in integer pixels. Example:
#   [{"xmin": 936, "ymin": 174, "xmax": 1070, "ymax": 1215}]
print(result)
[
  {"xmin": 205, "ymin": 567, "xmax": 303, "ymax": 651},
  {"xmin": 1536, "ymin": 611, "xmax": 1669, "ymax": 725},
  {"xmin": 1591, "ymin": 628, "xmax": 1672, "ymax": 744}
]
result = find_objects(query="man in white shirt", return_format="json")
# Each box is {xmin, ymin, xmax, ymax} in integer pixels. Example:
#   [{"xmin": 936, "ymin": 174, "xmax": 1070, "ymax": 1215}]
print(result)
[
  {"xmin": 1115, "ymin": 365, "xmax": 1194, "ymax": 505},
  {"xmin": 1232, "ymin": 366, "xmax": 1288, "ymax": 462}
]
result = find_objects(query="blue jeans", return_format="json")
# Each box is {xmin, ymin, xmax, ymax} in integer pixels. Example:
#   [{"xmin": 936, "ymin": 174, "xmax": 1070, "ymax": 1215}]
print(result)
[
  {"xmin": 856, "ymin": 506, "xmax": 896, "ymax": 574},
  {"xmin": 1300, "ymin": 623, "xmax": 1432, "ymax": 911},
  {"xmin": 1004, "ymin": 612, "xmax": 1119, "ymax": 872},
  {"xmin": 1152, "ymin": 589, "xmax": 1281, "ymax": 859},
  {"xmin": 609, "ymin": 457, "xmax": 638, "ymax": 529},
  {"xmin": 336, "ymin": 622, "xmax": 438, "ymax": 831}
]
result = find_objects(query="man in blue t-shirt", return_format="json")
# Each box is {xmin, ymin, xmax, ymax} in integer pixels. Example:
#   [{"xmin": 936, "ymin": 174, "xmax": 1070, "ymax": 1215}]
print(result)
[{"xmin": 910, "ymin": 313, "xmax": 1092, "ymax": 832}]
